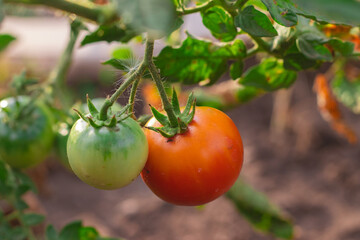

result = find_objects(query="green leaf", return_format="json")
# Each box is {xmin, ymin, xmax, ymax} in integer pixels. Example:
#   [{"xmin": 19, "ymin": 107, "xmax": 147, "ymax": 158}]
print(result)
[
  {"xmin": 263, "ymin": 0, "xmax": 360, "ymax": 26},
  {"xmin": 111, "ymin": 47, "xmax": 134, "ymax": 59},
  {"xmin": 0, "ymin": 34, "xmax": 16, "ymax": 52},
  {"xmin": 229, "ymin": 60, "xmax": 244, "ymax": 80},
  {"xmin": 270, "ymin": 23, "xmax": 296, "ymax": 54},
  {"xmin": 296, "ymin": 33, "xmax": 332, "ymax": 61},
  {"xmin": 226, "ymin": 178, "xmax": 294, "ymax": 240},
  {"xmin": 332, "ymin": 74, "xmax": 360, "ymax": 114},
  {"xmin": 46, "ymin": 225, "xmax": 59, "ymax": 240},
  {"xmin": 79, "ymin": 226, "xmax": 99, "ymax": 240},
  {"xmin": 155, "ymin": 34, "xmax": 246, "ymax": 85},
  {"xmin": 201, "ymin": 6, "xmax": 237, "ymax": 42},
  {"xmin": 21, "ymin": 213, "xmax": 45, "ymax": 227},
  {"xmin": 327, "ymin": 38, "xmax": 355, "ymax": 57},
  {"xmin": 102, "ymin": 59, "xmax": 128, "ymax": 71},
  {"xmin": 235, "ymin": 6, "xmax": 277, "ymax": 37},
  {"xmin": 292, "ymin": 0, "xmax": 360, "ymax": 26},
  {"xmin": 114, "ymin": 0, "xmax": 177, "ymax": 38},
  {"xmin": 59, "ymin": 221, "xmax": 82, "ymax": 240},
  {"xmin": 283, "ymin": 45, "xmax": 319, "ymax": 71},
  {"xmin": 240, "ymin": 58, "xmax": 297, "ymax": 91},
  {"xmin": 260, "ymin": 0, "xmax": 298, "ymax": 27},
  {"xmin": 81, "ymin": 24, "xmax": 136, "ymax": 46}
]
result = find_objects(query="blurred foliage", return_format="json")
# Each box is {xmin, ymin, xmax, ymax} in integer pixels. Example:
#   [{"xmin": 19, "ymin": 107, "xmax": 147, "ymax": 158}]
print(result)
[{"xmin": 226, "ymin": 178, "xmax": 294, "ymax": 240}]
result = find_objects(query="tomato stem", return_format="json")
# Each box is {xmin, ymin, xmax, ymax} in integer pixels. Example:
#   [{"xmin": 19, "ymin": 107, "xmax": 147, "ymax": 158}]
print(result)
[
  {"xmin": 46, "ymin": 18, "xmax": 84, "ymax": 108},
  {"xmin": 128, "ymin": 76, "xmax": 141, "ymax": 119},
  {"xmin": 4, "ymin": 0, "xmax": 118, "ymax": 24},
  {"xmin": 99, "ymin": 63, "xmax": 146, "ymax": 121},
  {"xmin": 144, "ymin": 38, "xmax": 179, "ymax": 128}
]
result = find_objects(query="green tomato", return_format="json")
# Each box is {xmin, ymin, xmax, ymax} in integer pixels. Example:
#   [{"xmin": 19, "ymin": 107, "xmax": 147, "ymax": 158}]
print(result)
[
  {"xmin": 67, "ymin": 117, "xmax": 148, "ymax": 190},
  {"xmin": 0, "ymin": 96, "xmax": 54, "ymax": 168},
  {"xmin": 54, "ymin": 98, "xmax": 122, "ymax": 169}
]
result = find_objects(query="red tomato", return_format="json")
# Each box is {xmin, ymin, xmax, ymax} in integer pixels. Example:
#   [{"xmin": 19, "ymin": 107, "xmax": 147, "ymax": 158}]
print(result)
[{"xmin": 141, "ymin": 106, "xmax": 244, "ymax": 206}]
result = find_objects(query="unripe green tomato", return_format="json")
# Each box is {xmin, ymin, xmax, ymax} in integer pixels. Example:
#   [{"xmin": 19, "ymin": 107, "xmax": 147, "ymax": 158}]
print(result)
[
  {"xmin": 54, "ymin": 98, "xmax": 122, "ymax": 169},
  {"xmin": 67, "ymin": 117, "xmax": 148, "ymax": 190},
  {"xmin": 0, "ymin": 96, "xmax": 54, "ymax": 168}
]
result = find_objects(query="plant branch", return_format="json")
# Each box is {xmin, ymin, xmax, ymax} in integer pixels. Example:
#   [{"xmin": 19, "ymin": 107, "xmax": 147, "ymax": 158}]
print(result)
[
  {"xmin": 128, "ymin": 76, "xmax": 141, "ymax": 118},
  {"xmin": 176, "ymin": 0, "xmax": 216, "ymax": 15},
  {"xmin": 144, "ymin": 38, "xmax": 178, "ymax": 127},
  {"xmin": 4, "ymin": 0, "xmax": 117, "ymax": 24},
  {"xmin": 99, "ymin": 63, "xmax": 146, "ymax": 120}
]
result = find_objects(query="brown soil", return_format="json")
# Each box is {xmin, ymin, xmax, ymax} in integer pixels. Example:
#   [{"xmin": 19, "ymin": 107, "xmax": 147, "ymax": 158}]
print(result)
[{"xmin": 39, "ymin": 79, "xmax": 360, "ymax": 240}]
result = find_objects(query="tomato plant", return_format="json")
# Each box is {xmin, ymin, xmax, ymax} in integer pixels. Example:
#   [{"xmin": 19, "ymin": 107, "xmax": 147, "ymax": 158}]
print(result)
[
  {"xmin": 1, "ymin": 0, "xmax": 360, "ymax": 239},
  {"xmin": 0, "ymin": 96, "xmax": 54, "ymax": 168},
  {"xmin": 142, "ymin": 106, "xmax": 243, "ymax": 206}
]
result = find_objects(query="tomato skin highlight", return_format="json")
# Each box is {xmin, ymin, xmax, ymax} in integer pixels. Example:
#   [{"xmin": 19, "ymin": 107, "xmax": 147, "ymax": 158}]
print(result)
[
  {"xmin": 141, "ymin": 106, "xmax": 244, "ymax": 206},
  {"xmin": 0, "ymin": 96, "xmax": 54, "ymax": 168},
  {"xmin": 67, "ymin": 117, "xmax": 148, "ymax": 190}
]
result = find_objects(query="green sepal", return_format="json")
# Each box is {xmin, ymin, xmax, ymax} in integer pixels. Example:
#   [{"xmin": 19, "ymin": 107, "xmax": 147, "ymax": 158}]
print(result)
[
  {"xmin": 147, "ymin": 89, "xmax": 196, "ymax": 138},
  {"xmin": 116, "ymin": 104, "xmax": 131, "ymax": 118},
  {"xmin": 146, "ymin": 126, "xmax": 178, "ymax": 138},
  {"xmin": 171, "ymin": 88, "xmax": 181, "ymax": 115},
  {"xmin": 105, "ymin": 115, "xmax": 117, "ymax": 128},
  {"xmin": 87, "ymin": 116, "xmax": 102, "ymax": 128},
  {"xmin": 181, "ymin": 99, "xmax": 196, "ymax": 123},
  {"xmin": 73, "ymin": 108, "xmax": 87, "ymax": 122},
  {"xmin": 150, "ymin": 105, "xmax": 168, "ymax": 126},
  {"xmin": 117, "ymin": 113, "xmax": 132, "ymax": 122},
  {"xmin": 86, "ymin": 94, "xmax": 99, "ymax": 117},
  {"xmin": 181, "ymin": 92, "xmax": 194, "ymax": 117}
]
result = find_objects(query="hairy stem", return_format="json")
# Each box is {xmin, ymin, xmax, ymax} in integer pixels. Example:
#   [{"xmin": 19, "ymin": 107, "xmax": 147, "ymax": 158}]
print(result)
[
  {"xmin": 128, "ymin": 76, "xmax": 141, "ymax": 119},
  {"xmin": 144, "ymin": 39, "xmax": 178, "ymax": 127},
  {"xmin": 99, "ymin": 63, "xmax": 146, "ymax": 120},
  {"xmin": 4, "ymin": 0, "xmax": 117, "ymax": 24}
]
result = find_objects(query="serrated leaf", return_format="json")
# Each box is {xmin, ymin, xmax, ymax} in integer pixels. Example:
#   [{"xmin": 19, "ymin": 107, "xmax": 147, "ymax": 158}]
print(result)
[
  {"xmin": 296, "ymin": 33, "xmax": 332, "ymax": 61},
  {"xmin": 0, "ymin": 34, "xmax": 16, "ymax": 52},
  {"xmin": 332, "ymin": 74, "xmax": 360, "ymax": 114},
  {"xmin": 46, "ymin": 225, "xmax": 59, "ymax": 240},
  {"xmin": 235, "ymin": 5, "xmax": 277, "ymax": 37},
  {"xmin": 22, "ymin": 213, "xmax": 45, "ymax": 227},
  {"xmin": 201, "ymin": 6, "xmax": 237, "ymax": 42},
  {"xmin": 230, "ymin": 60, "xmax": 244, "ymax": 79},
  {"xmin": 114, "ymin": 0, "xmax": 177, "ymax": 38},
  {"xmin": 226, "ymin": 178, "xmax": 294, "ymax": 240},
  {"xmin": 261, "ymin": 0, "xmax": 297, "ymax": 27},
  {"xmin": 81, "ymin": 24, "xmax": 136, "ymax": 46},
  {"xmin": 240, "ymin": 58, "xmax": 297, "ymax": 91},
  {"xmin": 155, "ymin": 34, "xmax": 246, "ymax": 85}
]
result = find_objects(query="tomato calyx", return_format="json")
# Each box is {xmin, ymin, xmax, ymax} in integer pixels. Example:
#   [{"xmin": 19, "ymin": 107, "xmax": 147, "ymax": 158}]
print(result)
[
  {"xmin": 146, "ymin": 89, "xmax": 196, "ymax": 138},
  {"xmin": 73, "ymin": 95, "xmax": 131, "ymax": 128}
]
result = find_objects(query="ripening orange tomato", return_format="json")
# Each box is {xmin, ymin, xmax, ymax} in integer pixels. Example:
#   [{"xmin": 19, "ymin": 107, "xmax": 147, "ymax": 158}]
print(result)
[{"xmin": 141, "ymin": 106, "xmax": 244, "ymax": 206}]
